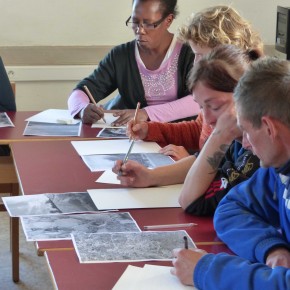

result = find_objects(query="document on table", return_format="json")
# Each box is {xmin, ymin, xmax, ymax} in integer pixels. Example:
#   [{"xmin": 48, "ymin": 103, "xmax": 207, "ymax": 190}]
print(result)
[
  {"xmin": 72, "ymin": 230, "xmax": 195, "ymax": 263},
  {"xmin": 21, "ymin": 212, "xmax": 140, "ymax": 241},
  {"xmin": 0, "ymin": 112, "xmax": 14, "ymax": 127},
  {"xmin": 82, "ymin": 153, "xmax": 174, "ymax": 172},
  {"xmin": 2, "ymin": 192, "xmax": 99, "ymax": 217},
  {"xmin": 87, "ymin": 184, "xmax": 182, "ymax": 210},
  {"xmin": 91, "ymin": 113, "xmax": 125, "ymax": 128},
  {"xmin": 97, "ymin": 127, "xmax": 128, "ymax": 138},
  {"xmin": 23, "ymin": 121, "xmax": 81, "ymax": 136},
  {"xmin": 25, "ymin": 109, "xmax": 80, "ymax": 124},
  {"xmin": 113, "ymin": 264, "xmax": 197, "ymax": 290},
  {"xmin": 71, "ymin": 139, "xmax": 161, "ymax": 156}
]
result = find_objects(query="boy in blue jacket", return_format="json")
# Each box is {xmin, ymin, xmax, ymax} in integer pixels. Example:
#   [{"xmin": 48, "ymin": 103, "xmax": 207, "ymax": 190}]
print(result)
[{"xmin": 171, "ymin": 57, "xmax": 290, "ymax": 289}]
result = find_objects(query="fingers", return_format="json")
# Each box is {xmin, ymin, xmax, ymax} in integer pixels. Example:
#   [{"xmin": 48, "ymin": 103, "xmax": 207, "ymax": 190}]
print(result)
[
  {"xmin": 127, "ymin": 123, "xmax": 144, "ymax": 140},
  {"xmin": 111, "ymin": 110, "xmax": 133, "ymax": 126},
  {"xmin": 82, "ymin": 104, "xmax": 105, "ymax": 124},
  {"xmin": 112, "ymin": 115, "xmax": 133, "ymax": 127},
  {"xmin": 112, "ymin": 160, "xmax": 123, "ymax": 174},
  {"xmin": 159, "ymin": 145, "xmax": 190, "ymax": 161}
]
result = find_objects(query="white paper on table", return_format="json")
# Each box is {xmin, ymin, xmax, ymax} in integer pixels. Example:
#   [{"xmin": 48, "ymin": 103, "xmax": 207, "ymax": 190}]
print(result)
[
  {"xmin": 112, "ymin": 265, "xmax": 143, "ymax": 290},
  {"xmin": 91, "ymin": 113, "xmax": 125, "ymax": 128},
  {"xmin": 87, "ymin": 184, "xmax": 182, "ymax": 210},
  {"xmin": 113, "ymin": 264, "xmax": 197, "ymax": 290},
  {"xmin": 25, "ymin": 109, "xmax": 80, "ymax": 124},
  {"xmin": 71, "ymin": 139, "xmax": 161, "ymax": 156},
  {"xmin": 96, "ymin": 170, "xmax": 120, "ymax": 184}
]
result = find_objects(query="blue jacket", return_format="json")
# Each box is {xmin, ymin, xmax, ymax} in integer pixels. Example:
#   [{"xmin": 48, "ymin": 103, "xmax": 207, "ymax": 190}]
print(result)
[{"xmin": 193, "ymin": 165, "xmax": 290, "ymax": 290}]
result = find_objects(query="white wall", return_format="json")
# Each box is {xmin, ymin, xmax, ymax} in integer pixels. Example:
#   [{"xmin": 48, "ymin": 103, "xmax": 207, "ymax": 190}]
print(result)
[
  {"xmin": 0, "ymin": 0, "xmax": 289, "ymax": 46},
  {"xmin": 1, "ymin": 0, "xmax": 289, "ymax": 111}
]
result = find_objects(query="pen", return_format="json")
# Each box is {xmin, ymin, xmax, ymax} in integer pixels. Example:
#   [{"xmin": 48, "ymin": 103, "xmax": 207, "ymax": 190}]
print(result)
[
  {"xmin": 83, "ymin": 85, "xmax": 106, "ymax": 123},
  {"xmin": 143, "ymin": 223, "xmax": 197, "ymax": 230},
  {"xmin": 184, "ymin": 236, "xmax": 188, "ymax": 249}
]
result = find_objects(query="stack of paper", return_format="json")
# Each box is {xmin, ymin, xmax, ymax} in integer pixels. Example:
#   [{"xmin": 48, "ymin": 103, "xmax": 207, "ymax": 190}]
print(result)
[{"xmin": 24, "ymin": 109, "xmax": 81, "ymax": 136}]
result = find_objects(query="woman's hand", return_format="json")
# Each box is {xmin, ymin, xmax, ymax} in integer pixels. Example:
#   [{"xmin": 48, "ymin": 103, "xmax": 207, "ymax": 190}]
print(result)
[
  {"xmin": 126, "ymin": 120, "xmax": 149, "ymax": 140},
  {"xmin": 213, "ymin": 104, "xmax": 242, "ymax": 143},
  {"xmin": 159, "ymin": 144, "xmax": 190, "ymax": 161},
  {"xmin": 111, "ymin": 109, "xmax": 148, "ymax": 126},
  {"xmin": 112, "ymin": 160, "xmax": 154, "ymax": 187},
  {"xmin": 82, "ymin": 104, "xmax": 105, "ymax": 124}
]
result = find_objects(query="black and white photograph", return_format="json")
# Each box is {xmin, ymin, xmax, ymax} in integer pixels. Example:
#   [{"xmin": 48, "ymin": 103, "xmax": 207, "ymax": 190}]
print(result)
[
  {"xmin": 2, "ymin": 192, "xmax": 98, "ymax": 217},
  {"xmin": 21, "ymin": 212, "xmax": 140, "ymax": 241},
  {"xmin": 97, "ymin": 127, "xmax": 128, "ymax": 139},
  {"xmin": 72, "ymin": 230, "xmax": 195, "ymax": 263},
  {"xmin": 23, "ymin": 121, "xmax": 81, "ymax": 136},
  {"xmin": 0, "ymin": 112, "xmax": 14, "ymax": 127},
  {"xmin": 81, "ymin": 153, "xmax": 174, "ymax": 172}
]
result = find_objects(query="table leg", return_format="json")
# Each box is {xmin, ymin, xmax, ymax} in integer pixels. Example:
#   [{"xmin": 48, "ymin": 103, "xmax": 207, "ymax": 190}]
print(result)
[{"xmin": 11, "ymin": 216, "xmax": 19, "ymax": 282}]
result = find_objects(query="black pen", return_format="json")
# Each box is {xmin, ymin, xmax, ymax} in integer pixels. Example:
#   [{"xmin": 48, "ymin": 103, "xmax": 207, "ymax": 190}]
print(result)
[{"xmin": 183, "ymin": 236, "xmax": 188, "ymax": 249}]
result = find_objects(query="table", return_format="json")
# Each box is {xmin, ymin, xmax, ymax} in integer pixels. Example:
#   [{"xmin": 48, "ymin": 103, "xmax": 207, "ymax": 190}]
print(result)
[
  {"xmin": 11, "ymin": 140, "xmax": 222, "ymax": 250},
  {"xmin": 10, "ymin": 140, "xmax": 226, "ymax": 288}
]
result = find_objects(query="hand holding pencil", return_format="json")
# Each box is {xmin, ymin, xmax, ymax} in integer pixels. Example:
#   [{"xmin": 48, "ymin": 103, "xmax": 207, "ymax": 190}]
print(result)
[
  {"xmin": 117, "ymin": 102, "xmax": 140, "ymax": 176},
  {"xmin": 82, "ymin": 85, "xmax": 106, "ymax": 124}
]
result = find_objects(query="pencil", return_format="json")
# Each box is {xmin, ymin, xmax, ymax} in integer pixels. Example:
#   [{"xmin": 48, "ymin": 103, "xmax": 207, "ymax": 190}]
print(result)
[
  {"xmin": 143, "ymin": 223, "xmax": 197, "ymax": 230},
  {"xmin": 129, "ymin": 102, "xmax": 140, "ymax": 141},
  {"xmin": 184, "ymin": 236, "xmax": 188, "ymax": 249},
  {"xmin": 83, "ymin": 85, "xmax": 106, "ymax": 123},
  {"xmin": 118, "ymin": 102, "xmax": 140, "ymax": 175},
  {"xmin": 133, "ymin": 102, "xmax": 140, "ymax": 123}
]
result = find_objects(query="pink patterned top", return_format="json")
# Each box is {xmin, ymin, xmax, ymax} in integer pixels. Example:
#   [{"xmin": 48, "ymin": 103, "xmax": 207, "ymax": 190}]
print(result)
[{"xmin": 136, "ymin": 37, "xmax": 200, "ymax": 122}]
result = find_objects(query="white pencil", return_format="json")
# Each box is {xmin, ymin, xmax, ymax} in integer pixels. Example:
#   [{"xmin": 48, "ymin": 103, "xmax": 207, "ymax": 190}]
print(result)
[{"xmin": 143, "ymin": 223, "xmax": 197, "ymax": 230}]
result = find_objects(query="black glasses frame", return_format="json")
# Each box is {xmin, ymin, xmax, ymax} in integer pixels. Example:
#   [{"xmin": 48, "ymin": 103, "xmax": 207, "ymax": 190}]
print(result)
[{"xmin": 125, "ymin": 15, "xmax": 168, "ymax": 30}]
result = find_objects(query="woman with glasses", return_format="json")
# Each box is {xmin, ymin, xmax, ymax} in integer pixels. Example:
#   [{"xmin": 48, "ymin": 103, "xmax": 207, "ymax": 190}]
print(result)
[{"xmin": 68, "ymin": 0, "xmax": 200, "ymax": 125}]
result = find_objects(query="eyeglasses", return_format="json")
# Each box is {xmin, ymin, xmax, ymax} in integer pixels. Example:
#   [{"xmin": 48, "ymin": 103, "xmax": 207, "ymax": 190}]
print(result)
[{"xmin": 125, "ymin": 15, "xmax": 167, "ymax": 31}]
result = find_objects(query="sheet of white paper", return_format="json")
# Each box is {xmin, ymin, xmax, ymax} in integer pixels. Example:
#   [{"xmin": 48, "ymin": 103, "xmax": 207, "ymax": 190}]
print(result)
[
  {"xmin": 87, "ymin": 184, "xmax": 182, "ymax": 210},
  {"xmin": 96, "ymin": 170, "xmax": 120, "ymax": 184},
  {"xmin": 112, "ymin": 265, "xmax": 143, "ymax": 290},
  {"xmin": 91, "ymin": 113, "xmax": 125, "ymax": 128},
  {"xmin": 25, "ymin": 109, "xmax": 80, "ymax": 124},
  {"xmin": 113, "ymin": 264, "xmax": 196, "ymax": 290},
  {"xmin": 71, "ymin": 139, "xmax": 161, "ymax": 156}
]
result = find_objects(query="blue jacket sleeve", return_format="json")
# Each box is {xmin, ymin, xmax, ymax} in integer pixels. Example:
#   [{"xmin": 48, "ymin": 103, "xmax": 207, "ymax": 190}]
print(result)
[
  {"xmin": 214, "ymin": 167, "xmax": 289, "ymax": 263},
  {"xmin": 194, "ymin": 253, "xmax": 290, "ymax": 290}
]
